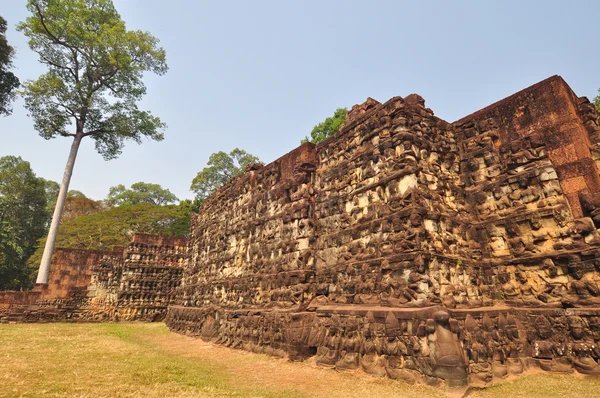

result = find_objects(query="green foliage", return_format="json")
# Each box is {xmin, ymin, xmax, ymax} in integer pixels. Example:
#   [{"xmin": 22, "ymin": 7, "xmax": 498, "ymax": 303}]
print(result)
[
  {"xmin": 178, "ymin": 198, "xmax": 202, "ymax": 214},
  {"xmin": 595, "ymin": 90, "xmax": 600, "ymax": 111},
  {"xmin": 301, "ymin": 107, "xmax": 347, "ymax": 144},
  {"xmin": 40, "ymin": 178, "xmax": 59, "ymax": 201},
  {"xmin": 0, "ymin": 15, "xmax": 20, "ymax": 116},
  {"xmin": 26, "ymin": 202, "xmax": 191, "ymax": 271},
  {"xmin": 39, "ymin": 178, "xmax": 87, "ymax": 213},
  {"xmin": 0, "ymin": 156, "xmax": 47, "ymax": 289},
  {"xmin": 17, "ymin": 0, "xmax": 168, "ymax": 159},
  {"xmin": 67, "ymin": 190, "xmax": 86, "ymax": 198},
  {"xmin": 106, "ymin": 182, "xmax": 178, "ymax": 206},
  {"xmin": 40, "ymin": 177, "xmax": 60, "ymax": 215},
  {"xmin": 190, "ymin": 148, "xmax": 262, "ymax": 203}
]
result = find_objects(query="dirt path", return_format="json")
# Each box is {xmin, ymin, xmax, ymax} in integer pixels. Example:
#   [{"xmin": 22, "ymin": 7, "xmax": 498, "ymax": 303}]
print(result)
[{"xmin": 145, "ymin": 328, "xmax": 445, "ymax": 398}]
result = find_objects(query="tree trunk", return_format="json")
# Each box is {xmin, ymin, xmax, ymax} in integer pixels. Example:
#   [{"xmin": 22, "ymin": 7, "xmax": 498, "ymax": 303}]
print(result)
[{"xmin": 36, "ymin": 133, "xmax": 83, "ymax": 284}]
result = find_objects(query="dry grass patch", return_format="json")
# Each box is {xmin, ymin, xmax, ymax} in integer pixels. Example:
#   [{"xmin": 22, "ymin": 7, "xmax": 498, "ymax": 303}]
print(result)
[
  {"xmin": 467, "ymin": 372, "xmax": 600, "ymax": 398},
  {"xmin": 1, "ymin": 323, "xmax": 599, "ymax": 398}
]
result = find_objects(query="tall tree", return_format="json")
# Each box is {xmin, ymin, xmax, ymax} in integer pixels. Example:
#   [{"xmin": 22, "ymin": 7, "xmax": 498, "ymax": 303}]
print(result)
[
  {"xmin": 190, "ymin": 149, "xmax": 262, "ymax": 204},
  {"xmin": 301, "ymin": 107, "xmax": 347, "ymax": 144},
  {"xmin": 0, "ymin": 15, "xmax": 20, "ymax": 115},
  {"xmin": 0, "ymin": 156, "xmax": 47, "ymax": 289},
  {"xmin": 106, "ymin": 182, "xmax": 178, "ymax": 206},
  {"xmin": 18, "ymin": 0, "xmax": 168, "ymax": 284}
]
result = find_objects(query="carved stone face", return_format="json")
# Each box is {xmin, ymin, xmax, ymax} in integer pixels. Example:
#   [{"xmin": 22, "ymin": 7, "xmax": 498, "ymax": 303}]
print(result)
[
  {"xmin": 571, "ymin": 325, "xmax": 585, "ymax": 340},
  {"xmin": 467, "ymin": 158, "xmax": 479, "ymax": 172},
  {"xmin": 530, "ymin": 214, "xmax": 542, "ymax": 230},
  {"xmin": 518, "ymin": 177, "xmax": 529, "ymax": 188},
  {"xmin": 409, "ymin": 213, "xmax": 422, "ymax": 227},
  {"xmin": 569, "ymin": 317, "xmax": 586, "ymax": 340},
  {"xmin": 572, "ymin": 269, "xmax": 585, "ymax": 281},
  {"xmin": 516, "ymin": 271, "xmax": 528, "ymax": 284},
  {"xmin": 546, "ymin": 266, "xmax": 558, "ymax": 278},
  {"xmin": 505, "ymin": 221, "xmax": 520, "ymax": 237},
  {"xmin": 535, "ymin": 316, "xmax": 552, "ymax": 340}
]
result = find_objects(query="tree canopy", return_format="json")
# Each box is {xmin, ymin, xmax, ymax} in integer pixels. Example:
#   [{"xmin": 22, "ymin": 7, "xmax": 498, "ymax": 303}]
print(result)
[
  {"xmin": 62, "ymin": 196, "xmax": 107, "ymax": 222},
  {"xmin": 190, "ymin": 148, "xmax": 262, "ymax": 204},
  {"xmin": 0, "ymin": 15, "xmax": 20, "ymax": 115},
  {"xmin": 17, "ymin": 0, "xmax": 168, "ymax": 158},
  {"xmin": 301, "ymin": 107, "xmax": 347, "ymax": 144},
  {"xmin": 67, "ymin": 190, "xmax": 86, "ymax": 198},
  {"xmin": 0, "ymin": 156, "xmax": 47, "ymax": 289},
  {"xmin": 106, "ymin": 182, "xmax": 178, "ymax": 206}
]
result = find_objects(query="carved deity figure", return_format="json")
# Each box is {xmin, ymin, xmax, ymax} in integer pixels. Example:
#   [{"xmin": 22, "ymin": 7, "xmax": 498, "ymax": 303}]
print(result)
[
  {"xmin": 315, "ymin": 327, "xmax": 340, "ymax": 368},
  {"xmin": 335, "ymin": 329, "xmax": 362, "ymax": 371},
  {"xmin": 359, "ymin": 330, "xmax": 388, "ymax": 377},
  {"xmin": 568, "ymin": 316, "xmax": 600, "ymax": 375}
]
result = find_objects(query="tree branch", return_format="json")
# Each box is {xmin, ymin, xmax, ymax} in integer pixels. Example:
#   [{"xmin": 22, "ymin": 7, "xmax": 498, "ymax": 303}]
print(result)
[
  {"xmin": 71, "ymin": 48, "xmax": 80, "ymax": 84},
  {"xmin": 38, "ymin": 53, "xmax": 77, "ymax": 80},
  {"xmin": 48, "ymin": 100, "xmax": 77, "ymax": 117},
  {"xmin": 34, "ymin": 4, "xmax": 95, "ymax": 75},
  {"xmin": 92, "ymin": 67, "xmax": 119, "ymax": 92},
  {"xmin": 82, "ymin": 128, "xmax": 107, "ymax": 137},
  {"xmin": 34, "ymin": 4, "xmax": 76, "ymax": 52},
  {"xmin": 55, "ymin": 129, "xmax": 75, "ymax": 137},
  {"xmin": 102, "ymin": 80, "xmax": 119, "ymax": 95}
]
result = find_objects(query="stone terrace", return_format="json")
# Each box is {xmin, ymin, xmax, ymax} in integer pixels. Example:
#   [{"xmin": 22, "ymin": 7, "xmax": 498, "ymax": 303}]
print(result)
[
  {"xmin": 0, "ymin": 233, "xmax": 188, "ymax": 323},
  {"xmin": 166, "ymin": 76, "xmax": 600, "ymax": 388}
]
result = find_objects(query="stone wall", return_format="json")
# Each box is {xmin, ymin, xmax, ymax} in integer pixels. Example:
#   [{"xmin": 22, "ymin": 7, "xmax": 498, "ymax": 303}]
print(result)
[
  {"xmin": 180, "ymin": 144, "xmax": 316, "ymax": 310},
  {"xmin": 0, "ymin": 233, "xmax": 187, "ymax": 323},
  {"xmin": 167, "ymin": 75, "xmax": 600, "ymax": 388}
]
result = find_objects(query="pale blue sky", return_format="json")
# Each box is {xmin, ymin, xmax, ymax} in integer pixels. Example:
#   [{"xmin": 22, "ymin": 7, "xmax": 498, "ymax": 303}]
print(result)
[{"xmin": 1, "ymin": 0, "xmax": 599, "ymax": 201}]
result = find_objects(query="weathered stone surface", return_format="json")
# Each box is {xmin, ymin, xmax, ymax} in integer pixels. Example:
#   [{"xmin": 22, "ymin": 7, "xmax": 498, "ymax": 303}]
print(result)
[
  {"xmin": 0, "ymin": 233, "xmax": 187, "ymax": 323},
  {"xmin": 166, "ymin": 76, "xmax": 600, "ymax": 388}
]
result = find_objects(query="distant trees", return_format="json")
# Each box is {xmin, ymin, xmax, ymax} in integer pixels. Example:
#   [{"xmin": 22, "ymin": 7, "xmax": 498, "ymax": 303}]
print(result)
[
  {"xmin": 0, "ymin": 156, "xmax": 47, "ymax": 289},
  {"xmin": 301, "ymin": 107, "xmax": 347, "ymax": 144},
  {"xmin": 190, "ymin": 149, "xmax": 262, "ymax": 204},
  {"xmin": 107, "ymin": 182, "xmax": 178, "ymax": 207},
  {"xmin": 26, "ymin": 202, "xmax": 191, "ymax": 272},
  {"xmin": 62, "ymin": 196, "xmax": 106, "ymax": 223},
  {"xmin": 0, "ymin": 151, "xmax": 187, "ymax": 287},
  {"xmin": 0, "ymin": 15, "xmax": 19, "ymax": 116},
  {"xmin": 67, "ymin": 190, "xmax": 86, "ymax": 198},
  {"xmin": 40, "ymin": 178, "xmax": 60, "ymax": 217},
  {"xmin": 40, "ymin": 178, "xmax": 88, "ymax": 216},
  {"xmin": 18, "ymin": 0, "xmax": 168, "ymax": 283}
]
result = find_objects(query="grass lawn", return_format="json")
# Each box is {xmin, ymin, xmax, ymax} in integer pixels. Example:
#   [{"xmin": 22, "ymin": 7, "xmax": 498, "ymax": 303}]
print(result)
[{"xmin": 0, "ymin": 323, "xmax": 598, "ymax": 398}]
